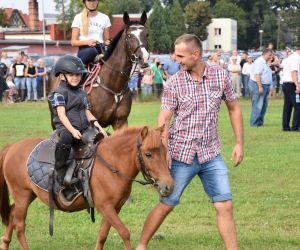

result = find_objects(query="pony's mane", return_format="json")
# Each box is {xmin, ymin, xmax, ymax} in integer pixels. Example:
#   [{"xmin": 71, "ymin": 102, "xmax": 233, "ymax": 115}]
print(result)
[
  {"xmin": 102, "ymin": 20, "xmax": 145, "ymax": 61},
  {"xmin": 109, "ymin": 126, "xmax": 162, "ymax": 149}
]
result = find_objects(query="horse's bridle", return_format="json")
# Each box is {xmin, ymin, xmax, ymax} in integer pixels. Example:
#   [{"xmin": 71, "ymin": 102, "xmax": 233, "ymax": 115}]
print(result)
[
  {"xmin": 100, "ymin": 24, "xmax": 148, "ymax": 78},
  {"xmin": 96, "ymin": 136, "xmax": 157, "ymax": 186}
]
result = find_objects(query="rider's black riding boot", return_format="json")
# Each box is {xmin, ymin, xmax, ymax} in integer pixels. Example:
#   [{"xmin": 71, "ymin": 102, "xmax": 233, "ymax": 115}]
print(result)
[{"xmin": 54, "ymin": 144, "xmax": 71, "ymax": 185}]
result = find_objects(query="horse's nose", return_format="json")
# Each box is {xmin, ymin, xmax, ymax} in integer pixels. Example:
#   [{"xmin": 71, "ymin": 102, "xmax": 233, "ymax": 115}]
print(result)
[{"xmin": 160, "ymin": 183, "xmax": 174, "ymax": 197}]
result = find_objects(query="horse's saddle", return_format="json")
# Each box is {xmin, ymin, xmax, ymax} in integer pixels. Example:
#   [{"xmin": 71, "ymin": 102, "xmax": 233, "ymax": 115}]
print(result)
[{"xmin": 27, "ymin": 124, "xmax": 103, "ymax": 208}]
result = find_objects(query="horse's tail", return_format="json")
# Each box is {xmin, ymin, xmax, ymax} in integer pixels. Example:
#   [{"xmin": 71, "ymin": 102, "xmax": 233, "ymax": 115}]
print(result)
[{"xmin": 0, "ymin": 145, "xmax": 12, "ymax": 225}]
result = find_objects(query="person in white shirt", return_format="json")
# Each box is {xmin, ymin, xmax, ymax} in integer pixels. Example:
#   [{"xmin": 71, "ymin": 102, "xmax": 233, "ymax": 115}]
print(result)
[
  {"xmin": 229, "ymin": 50, "xmax": 241, "ymax": 65},
  {"xmin": 241, "ymin": 57, "xmax": 253, "ymax": 97},
  {"xmin": 228, "ymin": 56, "xmax": 242, "ymax": 97},
  {"xmin": 71, "ymin": 0, "xmax": 111, "ymax": 65},
  {"xmin": 281, "ymin": 49, "xmax": 300, "ymax": 131}
]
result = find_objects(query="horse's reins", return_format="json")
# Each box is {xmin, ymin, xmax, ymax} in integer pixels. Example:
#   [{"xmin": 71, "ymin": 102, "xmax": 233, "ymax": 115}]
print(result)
[{"xmin": 96, "ymin": 136, "xmax": 156, "ymax": 186}]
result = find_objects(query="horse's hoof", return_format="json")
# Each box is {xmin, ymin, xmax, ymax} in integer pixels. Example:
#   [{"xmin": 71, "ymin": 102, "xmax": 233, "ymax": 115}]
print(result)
[{"xmin": 0, "ymin": 237, "xmax": 9, "ymax": 250}]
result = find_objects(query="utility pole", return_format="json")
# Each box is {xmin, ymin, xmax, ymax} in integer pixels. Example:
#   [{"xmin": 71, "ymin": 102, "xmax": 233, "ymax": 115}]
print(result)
[
  {"xmin": 276, "ymin": 15, "xmax": 281, "ymax": 49},
  {"xmin": 259, "ymin": 30, "xmax": 263, "ymax": 50},
  {"xmin": 41, "ymin": 0, "xmax": 46, "ymax": 56},
  {"xmin": 61, "ymin": 0, "xmax": 67, "ymax": 40}
]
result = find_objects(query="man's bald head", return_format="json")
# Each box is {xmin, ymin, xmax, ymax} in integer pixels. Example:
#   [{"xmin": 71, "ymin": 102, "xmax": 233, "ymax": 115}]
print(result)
[{"xmin": 174, "ymin": 34, "xmax": 203, "ymax": 56}]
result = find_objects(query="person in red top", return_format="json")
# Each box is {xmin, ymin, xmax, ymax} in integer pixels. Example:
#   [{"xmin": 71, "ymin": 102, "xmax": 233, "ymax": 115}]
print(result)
[{"xmin": 137, "ymin": 34, "xmax": 244, "ymax": 250}]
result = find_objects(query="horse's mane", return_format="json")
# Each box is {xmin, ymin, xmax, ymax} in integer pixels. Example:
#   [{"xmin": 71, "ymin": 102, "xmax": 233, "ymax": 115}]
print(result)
[
  {"xmin": 102, "ymin": 29, "xmax": 124, "ymax": 61},
  {"xmin": 102, "ymin": 20, "xmax": 146, "ymax": 61},
  {"xmin": 108, "ymin": 126, "xmax": 162, "ymax": 149}
]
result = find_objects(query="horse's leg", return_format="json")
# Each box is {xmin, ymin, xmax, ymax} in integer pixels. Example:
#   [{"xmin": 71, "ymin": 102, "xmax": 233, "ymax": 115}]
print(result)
[
  {"xmin": 112, "ymin": 119, "xmax": 128, "ymax": 131},
  {"xmin": 0, "ymin": 205, "xmax": 15, "ymax": 250},
  {"xmin": 98, "ymin": 205, "xmax": 131, "ymax": 250},
  {"xmin": 94, "ymin": 218, "xmax": 112, "ymax": 250},
  {"xmin": 12, "ymin": 192, "xmax": 36, "ymax": 250}
]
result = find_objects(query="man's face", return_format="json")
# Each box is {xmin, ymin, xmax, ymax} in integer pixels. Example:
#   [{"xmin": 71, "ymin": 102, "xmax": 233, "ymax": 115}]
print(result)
[
  {"xmin": 175, "ymin": 43, "xmax": 199, "ymax": 71},
  {"xmin": 264, "ymin": 52, "xmax": 273, "ymax": 61}
]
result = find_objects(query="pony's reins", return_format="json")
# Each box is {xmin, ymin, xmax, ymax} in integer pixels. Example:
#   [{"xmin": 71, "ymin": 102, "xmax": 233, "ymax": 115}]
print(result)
[{"xmin": 96, "ymin": 136, "xmax": 156, "ymax": 186}]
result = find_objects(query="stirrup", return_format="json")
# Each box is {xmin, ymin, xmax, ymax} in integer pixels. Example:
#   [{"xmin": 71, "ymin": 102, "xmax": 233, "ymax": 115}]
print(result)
[{"xmin": 57, "ymin": 188, "xmax": 83, "ymax": 207}]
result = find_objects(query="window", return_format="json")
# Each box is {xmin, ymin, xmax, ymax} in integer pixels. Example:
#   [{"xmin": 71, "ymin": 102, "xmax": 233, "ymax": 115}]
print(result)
[
  {"xmin": 214, "ymin": 45, "xmax": 222, "ymax": 49},
  {"xmin": 214, "ymin": 28, "xmax": 221, "ymax": 36}
]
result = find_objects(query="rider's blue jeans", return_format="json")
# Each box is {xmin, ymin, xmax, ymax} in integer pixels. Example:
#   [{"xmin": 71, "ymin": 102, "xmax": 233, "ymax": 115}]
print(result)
[{"xmin": 77, "ymin": 44, "xmax": 102, "ymax": 65}]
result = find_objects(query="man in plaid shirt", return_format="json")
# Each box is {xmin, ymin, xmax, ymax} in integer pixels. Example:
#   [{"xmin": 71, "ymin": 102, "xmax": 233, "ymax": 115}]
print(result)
[{"xmin": 137, "ymin": 34, "xmax": 244, "ymax": 250}]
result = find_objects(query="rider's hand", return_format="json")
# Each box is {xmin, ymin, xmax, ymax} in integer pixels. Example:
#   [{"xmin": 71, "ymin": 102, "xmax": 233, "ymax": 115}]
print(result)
[
  {"xmin": 88, "ymin": 39, "xmax": 97, "ymax": 47},
  {"xmin": 71, "ymin": 129, "xmax": 82, "ymax": 140}
]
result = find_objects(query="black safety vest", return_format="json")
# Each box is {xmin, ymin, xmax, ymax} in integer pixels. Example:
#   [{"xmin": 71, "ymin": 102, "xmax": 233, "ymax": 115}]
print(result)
[{"xmin": 50, "ymin": 81, "xmax": 89, "ymax": 132}]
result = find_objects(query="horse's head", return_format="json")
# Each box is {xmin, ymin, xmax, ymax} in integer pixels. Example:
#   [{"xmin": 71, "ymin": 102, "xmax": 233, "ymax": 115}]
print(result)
[
  {"xmin": 137, "ymin": 125, "xmax": 174, "ymax": 197},
  {"xmin": 123, "ymin": 11, "xmax": 149, "ymax": 66}
]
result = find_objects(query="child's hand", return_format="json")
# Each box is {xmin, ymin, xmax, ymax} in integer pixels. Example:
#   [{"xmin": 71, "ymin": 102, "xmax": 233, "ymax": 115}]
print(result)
[
  {"xmin": 95, "ymin": 124, "xmax": 108, "ymax": 137},
  {"xmin": 71, "ymin": 129, "xmax": 82, "ymax": 139}
]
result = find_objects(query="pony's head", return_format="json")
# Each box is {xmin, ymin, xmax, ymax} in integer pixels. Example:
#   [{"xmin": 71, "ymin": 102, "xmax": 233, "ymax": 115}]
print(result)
[
  {"xmin": 123, "ymin": 11, "xmax": 149, "ymax": 66},
  {"xmin": 137, "ymin": 125, "xmax": 174, "ymax": 197}
]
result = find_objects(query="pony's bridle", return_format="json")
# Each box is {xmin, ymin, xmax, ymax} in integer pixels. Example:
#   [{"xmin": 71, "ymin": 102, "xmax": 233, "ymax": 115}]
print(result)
[{"xmin": 96, "ymin": 136, "xmax": 157, "ymax": 186}]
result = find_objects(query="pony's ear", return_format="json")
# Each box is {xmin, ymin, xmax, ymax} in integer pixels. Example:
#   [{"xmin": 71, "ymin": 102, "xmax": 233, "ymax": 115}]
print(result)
[
  {"xmin": 140, "ymin": 11, "xmax": 147, "ymax": 25},
  {"xmin": 141, "ymin": 126, "xmax": 149, "ymax": 140},
  {"xmin": 156, "ymin": 124, "xmax": 165, "ymax": 133},
  {"xmin": 123, "ymin": 11, "xmax": 130, "ymax": 25}
]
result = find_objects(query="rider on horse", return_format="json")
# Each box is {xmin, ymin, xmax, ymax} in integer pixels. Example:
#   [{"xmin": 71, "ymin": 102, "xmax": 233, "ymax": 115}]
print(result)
[
  {"xmin": 48, "ymin": 55, "xmax": 107, "ymax": 185},
  {"xmin": 71, "ymin": 0, "xmax": 111, "ymax": 65}
]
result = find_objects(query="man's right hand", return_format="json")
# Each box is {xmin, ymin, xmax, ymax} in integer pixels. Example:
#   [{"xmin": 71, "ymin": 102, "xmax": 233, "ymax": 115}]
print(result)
[{"xmin": 258, "ymin": 85, "xmax": 264, "ymax": 95}]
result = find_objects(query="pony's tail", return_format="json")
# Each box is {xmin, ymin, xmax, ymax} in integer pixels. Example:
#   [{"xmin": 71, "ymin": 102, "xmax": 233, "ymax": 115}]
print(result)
[{"xmin": 0, "ymin": 145, "xmax": 12, "ymax": 225}]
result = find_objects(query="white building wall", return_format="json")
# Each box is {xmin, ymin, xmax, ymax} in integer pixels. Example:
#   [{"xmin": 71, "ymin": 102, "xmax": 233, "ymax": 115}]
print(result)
[{"xmin": 206, "ymin": 18, "xmax": 237, "ymax": 52}]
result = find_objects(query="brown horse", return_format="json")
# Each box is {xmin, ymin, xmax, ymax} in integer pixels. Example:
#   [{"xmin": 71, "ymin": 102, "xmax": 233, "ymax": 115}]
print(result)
[
  {"xmin": 0, "ymin": 126, "xmax": 174, "ymax": 250},
  {"xmin": 48, "ymin": 11, "xmax": 149, "ymax": 130}
]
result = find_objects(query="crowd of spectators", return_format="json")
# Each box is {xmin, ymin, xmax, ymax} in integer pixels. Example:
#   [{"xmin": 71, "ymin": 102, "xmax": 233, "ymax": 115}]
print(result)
[{"xmin": 0, "ymin": 51, "xmax": 47, "ymax": 104}]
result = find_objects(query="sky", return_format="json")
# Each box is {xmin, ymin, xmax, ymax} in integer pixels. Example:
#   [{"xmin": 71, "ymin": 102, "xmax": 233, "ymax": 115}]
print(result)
[{"xmin": 0, "ymin": 0, "xmax": 57, "ymax": 19}]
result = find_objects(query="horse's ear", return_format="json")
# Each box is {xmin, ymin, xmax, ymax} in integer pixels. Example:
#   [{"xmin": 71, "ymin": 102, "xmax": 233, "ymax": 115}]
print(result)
[
  {"xmin": 156, "ymin": 124, "xmax": 165, "ymax": 133},
  {"xmin": 123, "ymin": 11, "xmax": 130, "ymax": 25},
  {"xmin": 140, "ymin": 11, "xmax": 147, "ymax": 25},
  {"xmin": 141, "ymin": 126, "xmax": 149, "ymax": 140}
]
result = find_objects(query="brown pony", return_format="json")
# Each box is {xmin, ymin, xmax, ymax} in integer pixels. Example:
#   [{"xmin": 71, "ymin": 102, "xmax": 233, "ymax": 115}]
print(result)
[
  {"xmin": 0, "ymin": 126, "xmax": 174, "ymax": 250},
  {"xmin": 48, "ymin": 11, "xmax": 149, "ymax": 130}
]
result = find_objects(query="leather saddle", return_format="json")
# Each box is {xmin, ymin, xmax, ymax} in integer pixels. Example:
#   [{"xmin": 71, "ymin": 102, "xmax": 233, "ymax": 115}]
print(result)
[{"xmin": 33, "ymin": 122, "xmax": 104, "ymax": 209}]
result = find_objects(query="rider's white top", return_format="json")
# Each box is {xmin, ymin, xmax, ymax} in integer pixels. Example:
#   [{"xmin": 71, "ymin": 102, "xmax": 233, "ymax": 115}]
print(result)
[{"xmin": 71, "ymin": 12, "xmax": 111, "ymax": 43}]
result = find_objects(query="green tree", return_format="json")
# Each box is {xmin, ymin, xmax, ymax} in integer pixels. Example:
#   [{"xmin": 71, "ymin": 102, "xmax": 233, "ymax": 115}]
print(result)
[
  {"xmin": 53, "ymin": 0, "xmax": 83, "ymax": 39},
  {"xmin": 184, "ymin": 1, "xmax": 212, "ymax": 41},
  {"xmin": 166, "ymin": 0, "xmax": 186, "ymax": 48},
  {"xmin": 231, "ymin": 0, "xmax": 270, "ymax": 49},
  {"xmin": 104, "ymin": 0, "xmax": 141, "ymax": 15},
  {"xmin": 163, "ymin": 0, "xmax": 196, "ymax": 8},
  {"xmin": 149, "ymin": 0, "xmax": 172, "ymax": 53},
  {"xmin": 0, "ymin": 8, "xmax": 8, "ymax": 27},
  {"xmin": 269, "ymin": 0, "xmax": 300, "ymax": 9},
  {"xmin": 280, "ymin": 8, "xmax": 300, "ymax": 47},
  {"xmin": 261, "ymin": 10, "xmax": 278, "ymax": 48},
  {"xmin": 139, "ymin": 0, "xmax": 154, "ymax": 12},
  {"xmin": 212, "ymin": 0, "xmax": 247, "ymax": 49}
]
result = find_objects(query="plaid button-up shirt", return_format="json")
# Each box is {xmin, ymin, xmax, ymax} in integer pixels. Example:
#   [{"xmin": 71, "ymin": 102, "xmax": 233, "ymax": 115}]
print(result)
[{"xmin": 161, "ymin": 63, "xmax": 236, "ymax": 164}]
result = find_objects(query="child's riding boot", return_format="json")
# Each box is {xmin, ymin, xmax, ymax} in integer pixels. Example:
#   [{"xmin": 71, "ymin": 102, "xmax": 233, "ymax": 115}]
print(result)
[{"xmin": 54, "ymin": 144, "xmax": 71, "ymax": 185}]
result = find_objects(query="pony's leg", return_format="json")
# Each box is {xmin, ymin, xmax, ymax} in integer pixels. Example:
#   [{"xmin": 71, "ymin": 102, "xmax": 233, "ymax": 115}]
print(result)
[
  {"xmin": 98, "ymin": 205, "xmax": 131, "ymax": 250},
  {"xmin": 12, "ymin": 192, "xmax": 35, "ymax": 250},
  {"xmin": 0, "ymin": 205, "xmax": 15, "ymax": 250},
  {"xmin": 94, "ymin": 218, "xmax": 111, "ymax": 250}
]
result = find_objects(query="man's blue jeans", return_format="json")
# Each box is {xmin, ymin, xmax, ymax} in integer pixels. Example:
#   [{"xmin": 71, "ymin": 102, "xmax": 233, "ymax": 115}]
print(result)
[{"xmin": 249, "ymin": 80, "xmax": 270, "ymax": 127}]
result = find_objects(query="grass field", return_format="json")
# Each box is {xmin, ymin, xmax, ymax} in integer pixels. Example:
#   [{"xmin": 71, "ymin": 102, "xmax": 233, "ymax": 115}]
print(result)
[{"xmin": 0, "ymin": 98, "xmax": 299, "ymax": 250}]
